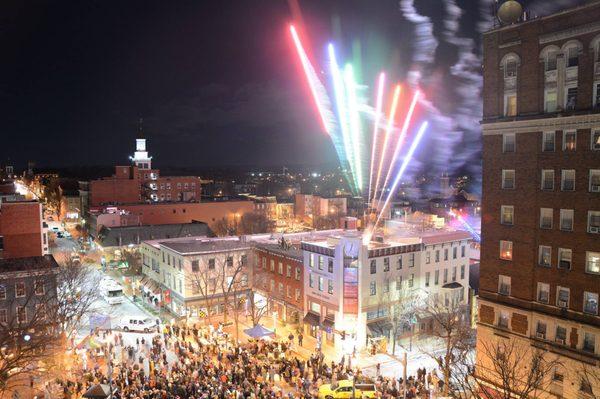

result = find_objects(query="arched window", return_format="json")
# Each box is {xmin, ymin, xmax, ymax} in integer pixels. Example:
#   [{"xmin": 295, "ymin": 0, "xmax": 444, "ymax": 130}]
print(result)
[
  {"xmin": 562, "ymin": 40, "xmax": 582, "ymax": 68},
  {"xmin": 590, "ymin": 35, "xmax": 600, "ymax": 108},
  {"xmin": 561, "ymin": 41, "xmax": 582, "ymax": 110},
  {"xmin": 540, "ymin": 45, "xmax": 560, "ymax": 72},
  {"xmin": 540, "ymin": 46, "xmax": 560, "ymax": 113},
  {"xmin": 500, "ymin": 53, "xmax": 520, "ymax": 117}
]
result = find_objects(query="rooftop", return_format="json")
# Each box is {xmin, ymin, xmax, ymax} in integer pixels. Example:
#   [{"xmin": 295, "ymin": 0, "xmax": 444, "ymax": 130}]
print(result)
[
  {"xmin": 96, "ymin": 222, "xmax": 210, "ymax": 247},
  {"xmin": 0, "ymin": 255, "xmax": 59, "ymax": 273},
  {"xmin": 254, "ymin": 242, "xmax": 303, "ymax": 261},
  {"xmin": 159, "ymin": 239, "xmax": 251, "ymax": 255}
]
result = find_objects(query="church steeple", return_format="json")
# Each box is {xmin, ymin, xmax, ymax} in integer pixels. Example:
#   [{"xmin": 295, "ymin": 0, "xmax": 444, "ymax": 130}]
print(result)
[{"xmin": 129, "ymin": 118, "xmax": 152, "ymax": 169}]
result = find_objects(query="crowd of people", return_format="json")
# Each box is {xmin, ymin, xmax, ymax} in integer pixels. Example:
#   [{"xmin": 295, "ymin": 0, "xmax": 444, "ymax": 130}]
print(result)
[{"xmin": 49, "ymin": 321, "xmax": 441, "ymax": 399}]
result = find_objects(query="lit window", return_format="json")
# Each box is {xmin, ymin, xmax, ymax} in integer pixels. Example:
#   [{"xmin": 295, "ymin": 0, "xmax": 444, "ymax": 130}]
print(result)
[
  {"xmin": 308, "ymin": 273, "xmax": 313, "ymax": 288},
  {"xmin": 555, "ymin": 325, "xmax": 567, "ymax": 344},
  {"xmin": 536, "ymin": 321, "xmax": 547, "ymax": 339},
  {"xmin": 34, "ymin": 280, "xmax": 44, "ymax": 296},
  {"xmin": 561, "ymin": 170, "xmax": 575, "ymax": 191},
  {"xmin": 557, "ymin": 286, "xmax": 570, "ymax": 308},
  {"xmin": 558, "ymin": 248, "xmax": 572, "ymax": 270},
  {"xmin": 545, "ymin": 90, "xmax": 557, "ymax": 113},
  {"xmin": 318, "ymin": 276, "xmax": 323, "ymax": 292},
  {"xmin": 590, "ymin": 170, "xmax": 600, "ymax": 192},
  {"xmin": 328, "ymin": 279, "xmax": 333, "ymax": 295},
  {"xmin": 370, "ymin": 259, "xmax": 376, "ymax": 274},
  {"xmin": 583, "ymin": 332, "xmax": 596, "ymax": 354},
  {"xmin": 370, "ymin": 281, "xmax": 376, "ymax": 296},
  {"xmin": 587, "ymin": 252, "xmax": 600, "ymax": 274},
  {"xmin": 383, "ymin": 280, "xmax": 389, "ymax": 293},
  {"xmin": 286, "ymin": 264, "xmax": 292, "ymax": 278},
  {"xmin": 278, "ymin": 262, "xmax": 283, "ymax": 275},
  {"xmin": 588, "ymin": 211, "xmax": 600, "ymax": 233},
  {"xmin": 16, "ymin": 307, "xmax": 26, "ymax": 324},
  {"xmin": 270, "ymin": 259, "xmax": 275, "ymax": 272},
  {"xmin": 502, "ymin": 133, "xmax": 515, "ymax": 153},
  {"xmin": 295, "ymin": 267, "xmax": 301, "ymax": 280},
  {"xmin": 500, "ymin": 240, "xmax": 513, "ymax": 260},
  {"xmin": 501, "ymin": 205, "xmax": 514, "ymax": 225},
  {"xmin": 543, "ymin": 131, "xmax": 555, "ymax": 152},
  {"xmin": 541, "ymin": 170, "xmax": 555, "ymax": 191},
  {"xmin": 502, "ymin": 170, "xmax": 515, "ymax": 189},
  {"xmin": 563, "ymin": 131, "xmax": 576, "ymax": 151},
  {"xmin": 497, "ymin": 310, "xmax": 509, "ymax": 328},
  {"xmin": 498, "ymin": 275, "xmax": 511, "ymax": 296},
  {"xmin": 408, "ymin": 274, "xmax": 414, "ymax": 288},
  {"xmin": 559, "ymin": 209, "xmax": 574, "ymax": 231},
  {"xmin": 538, "ymin": 246, "xmax": 551, "ymax": 267},
  {"xmin": 537, "ymin": 282, "xmax": 549, "ymax": 304},
  {"xmin": 584, "ymin": 292, "xmax": 598, "ymax": 315},
  {"xmin": 279, "ymin": 282, "xmax": 284, "ymax": 295},
  {"xmin": 540, "ymin": 208, "xmax": 553, "ymax": 229},
  {"xmin": 593, "ymin": 130, "xmax": 600, "ymax": 151},
  {"xmin": 566, "ymin": 87, "xmax": 578, "ymax": 110},
  {"xmin": 505, "ymin": 94, "xmax": 517, "ymax": 117},
  {"xmin": 15, "ymin": 282, "xmax": 25, "ymax": 298},
  {"xmin": 318, "ymin": 256, "xmax": 323, "ymax": 270}
]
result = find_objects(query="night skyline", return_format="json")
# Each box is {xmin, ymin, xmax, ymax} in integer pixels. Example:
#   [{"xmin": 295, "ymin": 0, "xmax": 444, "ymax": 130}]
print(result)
[{"xmin": 0, "ymin": 0, "xmax": 585, "ymax": 173}]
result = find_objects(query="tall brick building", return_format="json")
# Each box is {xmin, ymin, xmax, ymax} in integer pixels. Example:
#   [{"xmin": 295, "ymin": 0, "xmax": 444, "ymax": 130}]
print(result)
[
  {"xmin": 478, "ymin": 2, "xmax": 600, "ymax": 397},
  {"xmin": 0, "ymin": 200, "xmax": 48, "ymax": 259}
]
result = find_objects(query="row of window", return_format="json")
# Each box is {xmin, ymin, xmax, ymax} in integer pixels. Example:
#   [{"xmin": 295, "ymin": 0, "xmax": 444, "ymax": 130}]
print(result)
[
  {"xmin": 501, "ymin": 169, "xmax": 600, "ymax": 193},
  {"xmin": 0, "ymin": 281, "xmax": 45, "ymax": 299},
  {"xmin": 308, "ymin": 273, "xmax": 333, "ymax": 295},
  {"xmin": 269, "ymin": 279, "xmax": 301, "ymax": 301},
  {"xmin": 502, "ymin": 131, "xmax": 600, "ymax": 153},
  {"xmin": 308, "ymin": 254, "xmax": 334, "ymax": 274},
  {"xmin": 368, "ymin": 265, "xmax": 467, "ymax": 296},
  {"xmin": 501, "ymin": 206, "xmax": 600, "ymax": 234},
  {"xmin": 497, "ymin": 275, "xmax": 599, "ymax": 315},
  {"xmin": 499, "ymin": 240, "xmax": 600, "ymax": 274},
  {"xmin": 369, "ymin": 254, "xmax": 415, "ymax": 274},
  {"xmin": 0, "ymin": 305, "xmax": 45, "ymax": 325},
  {"xmin": 262, "ymin": 257, "xmax": 302, "ymax": 281}
]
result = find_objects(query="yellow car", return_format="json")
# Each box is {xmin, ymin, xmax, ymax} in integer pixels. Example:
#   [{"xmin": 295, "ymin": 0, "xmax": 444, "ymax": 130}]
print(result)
[{"xmin": 318, "ymin": 380, "xmax": 377, "ymax": 399}]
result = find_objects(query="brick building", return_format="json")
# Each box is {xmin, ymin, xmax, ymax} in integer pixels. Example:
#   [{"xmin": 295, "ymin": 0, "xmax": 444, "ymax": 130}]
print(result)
[
  {"xmin": 0, "ymin": 200, "xmax": 48, "ymax": 259},
  {"xmin": 478, "ymin": 3, "xmax": 600, "ymax": 397},
  {"xmin": 254, "ymin": 242, "xmax": 304, "ymax": 325}
]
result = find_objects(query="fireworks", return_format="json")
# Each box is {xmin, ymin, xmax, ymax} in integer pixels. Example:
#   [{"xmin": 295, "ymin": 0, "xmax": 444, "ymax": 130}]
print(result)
[{"xmin": 289, "ymin": 24, "xmax": 430, "ymax": 235}]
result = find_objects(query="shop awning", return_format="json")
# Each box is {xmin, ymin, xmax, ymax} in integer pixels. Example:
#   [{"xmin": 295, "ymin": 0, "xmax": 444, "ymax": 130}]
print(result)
[
  {"xmin": 303, "ymin": 311, "xmax": 320, "ymax": 326},
  {"xmin": 140, "ymin": 276, "xmax": 161, "ymax": 295},
  {"xmin": 367, "ymin": 319, "xmax": 393, "ymax": 335},
  {"xmin": 322, "ymin": 316, "xmax": 335, "ymax": 329}
]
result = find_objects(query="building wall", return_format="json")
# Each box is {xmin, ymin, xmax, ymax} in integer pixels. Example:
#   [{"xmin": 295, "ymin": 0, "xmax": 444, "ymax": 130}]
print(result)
[
  {"xmin": 479, "ymin": 4, "xmax": 600, "ymax": 396},
  {"xmin": 0, "ymin": 201, "xmax": 46, "ymax": 258},
  {"xmin": 89, "ymin": 178, "xmax": 141, "ymax": 206}
]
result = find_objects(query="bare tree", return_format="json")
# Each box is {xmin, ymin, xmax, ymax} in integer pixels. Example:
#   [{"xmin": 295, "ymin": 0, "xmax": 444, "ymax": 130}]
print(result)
[
  {"xmin": 575, "ymin": 362, "xmax": 599, "ymax": 399},
  {"xmin": 247, "ymin": 290, "xmax": 270, "ymax": 328},
  {"xmin": 216, "ymin": 252, "xmax": 250, "ymax": 327}
]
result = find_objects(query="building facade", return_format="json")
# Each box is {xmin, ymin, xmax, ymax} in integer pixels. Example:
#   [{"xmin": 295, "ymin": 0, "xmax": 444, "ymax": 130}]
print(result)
[
  {"xmin": 478, "ymin": 3, "xmax": 600, "ymax": 397},
  {"xmin": 0, "ymin": 200, "xmax": 48, "ymax": 259}
]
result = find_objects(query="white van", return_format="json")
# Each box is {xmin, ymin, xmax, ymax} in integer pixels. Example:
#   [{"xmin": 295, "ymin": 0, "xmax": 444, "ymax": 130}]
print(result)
[{"xmin": 117, "ymin": 316, "xmax": 154, "ymax": 333}]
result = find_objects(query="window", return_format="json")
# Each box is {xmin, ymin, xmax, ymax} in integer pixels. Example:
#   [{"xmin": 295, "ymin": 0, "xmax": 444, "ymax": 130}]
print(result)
[
  {"xmin": 561, "ymin": 170, "xmax": 575, "ymax": 191},
  {"xmin": 498, "ymin": 310, "xmax": 509, "ymax": 329},
  {"xmin": 425, "ymin": 272, "xmax": 430, "ymax": 287},
  {"xmin": 538, "ymin": 246, "xmax": 551, "ymax": 267},
  {"xmin": 226, "ymin": 256, "xmax": 233, "ymax": 267},
  {"xmin": 559, "ymin": 209, "xmax": 574, "ymax": 231},
  {"xmin": 567, "ymin": 46, "xmax": 579, "ymax": 67},
  {"xmin": 563, "ymin": 131, "xmax": 576, "ymax": 151},
  {"xmin": 558, "ymin": 248, "xmax": 572, "ymax": 270},
  {"xmin": 501, "ymin": 205, "xmax": 514, "ymax": 225},
  {"xmin": 545, "ymin": 89, "xmax": 557, "ymax": 113},
  {"xmin": 0, "ymin": 286, "xmax": 5, "ymax": 300},
  {"xmin": 396, "ymin": 276, "xmax": 403, "ymax": 291},
  {"xmin": 308, "ymin": 273, "xmax": 313, "ymax": 288},
  {"xmin": 592, "ymin": 130, "xmax": 600, "ymax": 150},
  {"xmin": 503, "ymin": 133, "xmax": 515, "ymax": 153},
  {"xmin": 453, "ymin": 247, "xmax": 457, "ymax": 259},
  {"xmin": 443, "ymin": 269, "xmax": 448, "ymax": 284},
  {"xmin": 268, "ymin": 259, "xmax": 275, "ymax": 272},
  {"xmin": 543, "ymin": 131, "xmax": 555, "ymax": 152},
  {"xmin": 397, "ymin": 256, "xmax": 403, "ymax": 270},
  {"xmin": 557, "ymin": 286, "xmax": 570, "ymax": 308},
  {"xmin": 595, "ymin": 82, "xmax": 600, "ymax": 108},
  {"xmin": 383, "ymin": 279, "xmax": 389, "ymax": 293},
  {"xmin": 444, "ymin": 249, "xmax": 449, "ymax": 261},
  {"xmin": 328, "ymin": 258, "xmax": 333, "ymax": 273},
  {"xmin": 208, "ymin": 258, "xmax": 215, "ymax": 270},
  {"xmin": 434, "ymin": 270, "xmax": 439, "ymax": 285},
  {"xmin": 328, "ymin": 279, "xmax": 333, "ymax": 295},
  {"xmin": 295, "ymin": 288, "xmax": 301, "ymax": 301},
  {"xmin": 15, "ymin": 282, "xmax": 25, "ymax": 298},
  {"xmin": 295, "ymin": 267, "xmax": 301, "ymax": 280},
  {"xmin": 318, "ymin": 256, "xmax": 324, "ymax": 270},
  {"xmin": 383, "ymin": 257, "xmax": 390, "ymax": 272},
  {"xmin": 537, "ymin": 283, "xmax": 550, "ymax": 304},
  {"xmin": 460, "ymin": 265, "xmax": 465, "ymax": 279},
  {"xmin": 540, "ymin": 208, "xmax": 553, "ymax": 229},
  {"xmin": 370, "ymin": 259, "xmax": 376, "ymax": 274},
  {"xmin": 286, "ymin": 264, "xmax": 292, "ymax": 278},
  {"xmin": 545, "ymin": 50, "xmax": 557, "ymax": 71},
  {"xmin": 408, "ymin": 274, "xmax": 414, "ymax": 288},
  {"xmin": 435, "ymin": 250, "xmax": 440, "ymax": 262},
  {"xmin": 286, "ymin": 285, "xmax": 291, "ymax": 298},
  {"xmin": 505, "ymin": 60, "xmax": 517, "ymax": 77},
  {"xmin": 500, "ymin": 240, "xmax": 513, "ymax": 260},
  {"xmin": 16, "ymin": 307, "xmax": 26, "ymax": 324},
  {"xmin": 588, "ymin": 211, "xmax": 600, "ymax": 233},
  {"xmin": 541, "ymin": 170, "xmax": 554, "ymax": 191},
  {"xmin": 536, "ymin": 321, "xmax": 547, "ymax": 339},
  {"xmin": 566, "ymin": 87, "xmax": 578, "ymax": 110},
  {"xmin": 587, "ymin": 252, "xmax": 600, "ymax": 274},
  {"xmin": 498, "ymin": 275, "xmax": 511, "ymax": 296},
  {"xmin": 278, "ymin": 262, "xmax": 283, "ymax": 275},
  {"xmin": 452, "ymin": 267, "xmax": 457, "ymax": 282},
  {"xmin": 505, "ymin": 94, "xmax": 517, "ymax": 117},
  {"xmin": 34, "ymin": 280, "xmax": 44, "ymax": 296},
  {"xmin": 318, "ymin": 276, "xmax": 323, "ymax": 291},
  {"xmin": 502, "ymin": 170, "xmax": 515, "ymax": 189},
  {"xmin": 584, "ymin": 292, "xmax": 598, "ymax": 315},
  {"xmin": 425, "ymin": 252, "xmax": 431, "ymax": 264},
  {"xmin": 583, "ymin": 332, "xmax": 596, "ymax": 353},
  {"xmin": 369, "ymin": 281, "xmax": 376, "ymax": 296},
  {"xmin": 279, "ymin": 282, "xmax": 284, "ymax": 295},
  {"xmin": 408, "ymin": 253, "xmax": 415, "ymax": 267},
  {"xmin": 461, "ymin": 245, "xmax": 466, "ymax": 257},
  {"xmin": 590, "ymin": 170, "xmax": 600, "ymax": 192},
  {"xmin": 0, "ymin": 309, "xmax": 6, "ymax": 324},
  {"xmin": 555, "ymin": 325, "xmax": 567, "ymax": 344}
]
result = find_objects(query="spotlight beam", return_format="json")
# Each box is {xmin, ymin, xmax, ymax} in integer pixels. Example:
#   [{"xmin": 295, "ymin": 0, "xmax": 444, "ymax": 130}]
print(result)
[
  {"xmin": 368, "ymin": 72, "xmax": 385, "ymax": 206},
  {"xmin": 344, "ymin": 64, "xmax": 363, "ymax": 192}
]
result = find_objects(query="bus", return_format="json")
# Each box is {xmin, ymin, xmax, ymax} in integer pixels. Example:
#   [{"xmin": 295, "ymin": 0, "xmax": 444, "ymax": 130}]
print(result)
[{"xmin": 101, "ymin": 281, "xmax": 124, "ymax": 305}]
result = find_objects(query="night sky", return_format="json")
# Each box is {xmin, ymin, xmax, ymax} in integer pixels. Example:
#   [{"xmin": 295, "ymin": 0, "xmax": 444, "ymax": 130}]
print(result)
[{"xmin": 0, "ymin": 0, "xmax": 586, "ymax": 175}]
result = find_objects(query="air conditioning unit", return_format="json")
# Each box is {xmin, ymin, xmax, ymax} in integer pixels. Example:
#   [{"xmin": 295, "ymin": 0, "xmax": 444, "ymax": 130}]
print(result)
[
  {"xmin": 590, "ymin": 226, "xmax": 600, "ymax": 233},
  {"xmin": 591, "ymin": 184, "xmax": 600, "ymax": 192},
  {"xmin": 536, "ymin": 332, "xmax": 546, "ymax": 339},
  {"xmin": 556, "ymin": 338, "xmax": 565, "ymax": 345},
  {"xmin": 558, "ymin": 300, "xmax": 568, "ymax": 308}
]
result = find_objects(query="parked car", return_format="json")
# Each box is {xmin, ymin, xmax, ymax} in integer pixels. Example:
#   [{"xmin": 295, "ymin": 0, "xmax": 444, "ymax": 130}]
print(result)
[
  {"xmin": 50, "ymin": 227, "xmax": 60, "ymax": 233},
  {"xmin": 318, "ymin": 380, "xmax": 377, "ymax": 399},
  {"xmin": 116, "ymin": 316, "xmax": 155, "ymax": 333}
]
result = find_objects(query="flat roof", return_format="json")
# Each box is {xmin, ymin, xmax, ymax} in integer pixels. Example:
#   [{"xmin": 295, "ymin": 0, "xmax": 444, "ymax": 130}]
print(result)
[
  {"xmin": 0, "ymin": 255, "xmax": 59, "ymax": 273},
  {"xmin": 159, "ymin": 239, "xmax": 251, "ymax": 255},
  {"xmin": 254, "ymin": 242, "xmax": 303, "ymax": 261}
]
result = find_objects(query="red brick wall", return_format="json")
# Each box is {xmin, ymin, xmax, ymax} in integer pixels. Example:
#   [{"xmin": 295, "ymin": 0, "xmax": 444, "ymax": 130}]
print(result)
[
  {"xmin": 118, "ymin": 201, "xmax": 254, "ymax": 226},
  {"xmin": 0, "ymin": 202, "xmax": 43, "ymax": 258},
  {"xmin": 254, "ymin": 248, "xmax": 304, "ymax": 313},
  {"xmin": 90, "ymin": 178, "xmax": 141, "ymax": 206}
]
